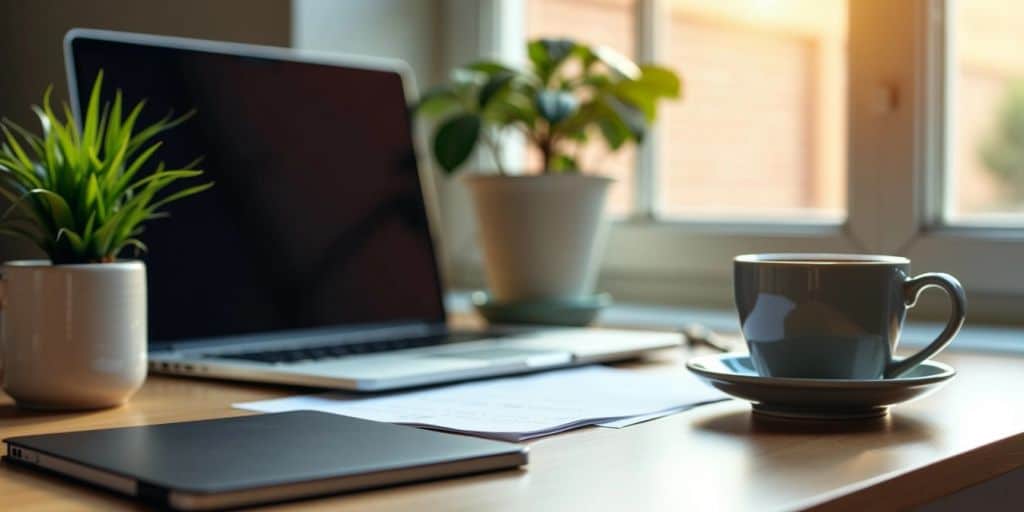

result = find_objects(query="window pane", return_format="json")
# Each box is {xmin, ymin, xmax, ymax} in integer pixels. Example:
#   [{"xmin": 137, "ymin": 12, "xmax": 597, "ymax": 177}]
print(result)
[
  {"xmin": 948, "ymin": 0, "xmax": 1024, "ymax": 223},
  {"xmin": 658, "ymin": 0, "xmax": 847, "ymax": 221},
  {"xmin": 526, "ymin": 0, "xmax": 636, "ymax": 216}
]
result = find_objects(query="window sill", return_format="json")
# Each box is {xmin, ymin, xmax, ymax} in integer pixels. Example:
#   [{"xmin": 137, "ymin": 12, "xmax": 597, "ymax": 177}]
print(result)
[{"xmin": 446, "ymin": 291, "xmax": 1024, "ymax": 355}]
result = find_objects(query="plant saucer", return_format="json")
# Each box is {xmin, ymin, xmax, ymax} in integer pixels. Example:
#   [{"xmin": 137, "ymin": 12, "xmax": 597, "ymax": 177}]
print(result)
[{"xmin": 471, "ymin": 291, "xmax": 612, "ymax": 326}]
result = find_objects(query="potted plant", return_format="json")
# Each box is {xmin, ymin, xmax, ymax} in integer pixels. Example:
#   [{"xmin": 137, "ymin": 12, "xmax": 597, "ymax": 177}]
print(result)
[
  {"xmin": 415, "ymin": 38, "xmax": 680, "ymax": 313},
  {"xmin": 0, "ymin": 73, "xmax": 211, "ymax": 409}
]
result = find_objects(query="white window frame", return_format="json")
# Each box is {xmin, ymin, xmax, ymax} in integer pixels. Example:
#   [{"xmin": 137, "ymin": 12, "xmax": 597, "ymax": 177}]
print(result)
[{"xmin": 440, "ymin": 0, "xmax": 1024, "ymax": 322}]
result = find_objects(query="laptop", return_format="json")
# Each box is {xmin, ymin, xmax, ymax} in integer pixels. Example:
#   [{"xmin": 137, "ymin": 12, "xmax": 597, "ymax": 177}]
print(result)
[{"xmin": 63, "ymin": 29, "xmax": 680, "ymax": 392}]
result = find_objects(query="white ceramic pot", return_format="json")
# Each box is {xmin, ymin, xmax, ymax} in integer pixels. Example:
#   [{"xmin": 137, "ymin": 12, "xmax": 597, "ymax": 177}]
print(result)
[
  {"xmin": 463, "ymin": 174, "xmax": 612, "ymax": 303},
  {"xmin": 0, "ymin": 260, "xmax": 147, "ymax": 409}
]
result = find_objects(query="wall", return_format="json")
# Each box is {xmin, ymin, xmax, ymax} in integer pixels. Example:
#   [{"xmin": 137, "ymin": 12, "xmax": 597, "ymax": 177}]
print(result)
[
  {"xmin": 0, "ymin": 0, "xmax": 291, "ymax": 128},
  {"xmin": 291, "ymin": 0, "xmax": 443, "ymax": 90}
]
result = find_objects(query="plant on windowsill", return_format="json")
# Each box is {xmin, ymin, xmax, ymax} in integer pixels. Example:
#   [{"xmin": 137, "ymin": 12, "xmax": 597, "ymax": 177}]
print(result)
[
  {"xmin": 0, "ymin": 72, "xmax": 212, "ymax": 410},
  {"xmin": 414, "ymin": 38, "xmax": 680, "ymax": 318}
]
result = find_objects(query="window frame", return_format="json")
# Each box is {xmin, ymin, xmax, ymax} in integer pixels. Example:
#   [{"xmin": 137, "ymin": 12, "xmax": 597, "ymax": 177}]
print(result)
[{"xmin": 442, "ymin": 0, "xmax": 1024, "ymax": 323}]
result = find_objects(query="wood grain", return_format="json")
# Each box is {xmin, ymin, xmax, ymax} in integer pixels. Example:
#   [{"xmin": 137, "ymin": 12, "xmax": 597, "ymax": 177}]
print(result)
[{"xmin": 2, "ymin": 347, "xmax": 1022, "ymax": 511}]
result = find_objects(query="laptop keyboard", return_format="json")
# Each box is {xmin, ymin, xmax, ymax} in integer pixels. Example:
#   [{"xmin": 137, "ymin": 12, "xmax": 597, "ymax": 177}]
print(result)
[{"xmin": 203, "ymin": 332, "xmax": 496, "ymax": 365}]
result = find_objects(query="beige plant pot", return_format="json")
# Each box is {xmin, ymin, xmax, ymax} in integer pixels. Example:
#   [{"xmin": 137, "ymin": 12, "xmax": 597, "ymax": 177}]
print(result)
[
  {"xmin": 463, "ymin": 174, "xmax": 613, "ymax": 303},
  {"xmin": 0, "ymin": 260, "xmax": 147, "ymax": 410}
]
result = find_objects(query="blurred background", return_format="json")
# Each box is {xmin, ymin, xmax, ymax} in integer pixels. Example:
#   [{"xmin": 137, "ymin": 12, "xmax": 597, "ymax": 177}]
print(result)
[
  {"xmin": 3, "ymin": 0, "xmax": 1024, "ymax": 318},
  {"xmin": 5, "ymin": 0, "xmax": 1022, "ymax": 221}
]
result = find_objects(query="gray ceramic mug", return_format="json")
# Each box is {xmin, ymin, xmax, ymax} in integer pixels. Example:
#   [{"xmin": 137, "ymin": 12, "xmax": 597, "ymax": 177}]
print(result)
[{"xmin": 734, "ymin": 254, "xmax": 966, "ymax": 380}]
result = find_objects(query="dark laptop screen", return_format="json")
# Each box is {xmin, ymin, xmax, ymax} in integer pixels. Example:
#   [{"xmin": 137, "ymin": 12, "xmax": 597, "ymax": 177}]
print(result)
[{"xmin": 68, "ymin": 34, "xmax": 445, "ymax": 344}]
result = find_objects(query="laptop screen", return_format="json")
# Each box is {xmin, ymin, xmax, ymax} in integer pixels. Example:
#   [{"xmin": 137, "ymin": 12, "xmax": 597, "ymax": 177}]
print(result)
[{"xmin": 67, "ymin": 33, "xmax": 446, "ymax": 346}]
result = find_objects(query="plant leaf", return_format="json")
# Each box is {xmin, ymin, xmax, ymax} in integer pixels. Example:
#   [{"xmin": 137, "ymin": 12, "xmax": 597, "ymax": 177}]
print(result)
[
  {"xmin": 1, "ymin": 118, "xmax": 44, "ymax": 158},
  {"xmin": 126, "ymin": 110, "xmax": 195, "ymax": 156},
  {"xmin": 82, "ymin": 71, "xmax": 104, "ymax": 148},
  {"xmin": 539, "ymin": 38, "xmax": 577, "ymax": 66},
  {"xmin": 1, "ymin": 124, "xmax": 35, "ymax": 170},
  {"xmin": 535, "ymin": 90, "xmax": 579, "ymax": 125},
  {"xmin": 113, "ymin": 141, "xmax": 162, "ymax": 194},
  {"xmin": 528, "ymin": 38, "xmax": 576, "ymax": 85},
  {"xmin": 549, "ymin": 154, "xmax": 579, "ymax": 172},
  {"xmin": 613, "ymin": 82, "xmax": 657, "ymax": 122},
  {"xmin": 103, "ymin": 90, "xmax": 124, "ymax": 156},
  {"xmin": 432, "ymin": 114, "xmax": 480, "ymax": 173},
  {"xmin": 121, "ymin": 237, "xmax": 148, "ymax": 256},
  {"xmin": 636, "ymin": 65, "xmax": 682, "ymax": 98},
  {"xmin": 605, "ymin": 96, "xmax": 646, "ymax": 140},
  {"xmin": 145, "ymin": 179, "xmax": 214, "ymax": 211},
  {"xmin": 0, "ymin": 183, "xmax": 45, "ymax": 226},
  {"xmin": 592, "ymin": 45, "xmax": 641, "ymax": 79},
  {"xmin": 465, "ymin": 61, "xmax": 518, "ymax": 76},
  {"xmin": 56, "ymin": 227, "xmax": 86, "ymax": 254},
  {"xmin": 413, "ymin": 86, "xmax": 464, "ymax": 118},
  {"xmin": 127, "ymin": 169, "xmax": 204, "ymax": 193},
  {"xmin": 479, "ymin": 72, "xmax": 516, "ymax": 109},
  {"xmin": 597, "ymin": 115, "xmax": 630, "ymax": 150},
  {"xmin": 484, "ymin": 92, "xmax": 537, "ymax": 127},
  {"xmin": 29, "ymin": 188, "xmax": 76, "ymax": 231}
]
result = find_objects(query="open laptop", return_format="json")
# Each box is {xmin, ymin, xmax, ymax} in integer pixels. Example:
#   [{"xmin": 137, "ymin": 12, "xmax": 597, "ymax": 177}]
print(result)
[{"xmin": 63, "ymin": 29, "xmax": 680, "ymax": 392}]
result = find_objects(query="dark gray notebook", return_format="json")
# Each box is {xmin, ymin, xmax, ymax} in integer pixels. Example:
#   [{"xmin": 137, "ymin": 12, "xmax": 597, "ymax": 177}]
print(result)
[{"xmin": 4, "ymin": 411, "xmax": 528, "ymax": 510}]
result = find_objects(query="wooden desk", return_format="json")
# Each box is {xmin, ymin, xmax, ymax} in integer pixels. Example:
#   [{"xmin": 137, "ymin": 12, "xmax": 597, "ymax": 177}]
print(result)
[{"xmin": 2, "ymin": 347, "xmax": 1023, "ymax": 511}]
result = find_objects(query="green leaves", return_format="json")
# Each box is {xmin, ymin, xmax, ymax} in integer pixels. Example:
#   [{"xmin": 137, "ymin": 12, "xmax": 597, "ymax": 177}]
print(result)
[
  {"xmin": 528, "ymin": 38, "xmax": 577, "ymax": 86},
  {"xmin": 0, "ymin": 72, "xmax": 212, "ymax": 263},
  {"xmin": 433, "ymin": 114, "xmax": 481, "ymax": 173},
  {"xmin": 549, "ymin": 154, "xmax": 579, "ymax": 172},
  {"xmin": 637, "ymin": 65, "xmax": 683, "ymax": 98},
  {"xmin": 535, "ymin": 90, "xmax": 578, "ymax": 124},
  {"xmin": 479, "ymin": 72, "xmax": 516, "ymax": 109},
  {"xmin": 412, "ymin": 37, "xmax": 682, "ymax": 175},
  {"xmin": 413, "ymin": 86, "xmax": 463, "ymax": 118},
  {"xmin": 592, "ymin": 45, "xmax": 641, "ymax": 79}
]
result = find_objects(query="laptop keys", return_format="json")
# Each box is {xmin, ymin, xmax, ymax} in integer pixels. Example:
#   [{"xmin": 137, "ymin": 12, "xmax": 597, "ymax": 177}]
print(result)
[{"xmin": 204, "ymin": 332, "xmax": 496, "ymax": 364}]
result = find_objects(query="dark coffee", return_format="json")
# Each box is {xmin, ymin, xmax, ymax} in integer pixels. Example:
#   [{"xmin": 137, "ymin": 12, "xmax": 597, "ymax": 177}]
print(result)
[{"xmin": 745, "ymin": 256, "xmax": 902, "ymax": 264}]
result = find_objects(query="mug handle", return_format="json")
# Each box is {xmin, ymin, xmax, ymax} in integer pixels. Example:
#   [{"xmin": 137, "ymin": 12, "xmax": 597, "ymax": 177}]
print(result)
[{"xmin": 885, "ymin": 273, "xmax": 966, "ymax": 379}]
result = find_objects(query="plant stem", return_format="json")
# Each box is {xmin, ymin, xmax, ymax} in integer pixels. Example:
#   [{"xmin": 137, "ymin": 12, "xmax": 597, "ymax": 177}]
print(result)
[
  {"xmin": 483, "ymin": 130, "xmax": 507, "ymax": 176},
  {"xmin": 539, "ymin": 135, "xmax": 554, "ymax": 174},
  {"xmin": 573, "ymin": 139, "xmax": 585, "ymax": 171}
]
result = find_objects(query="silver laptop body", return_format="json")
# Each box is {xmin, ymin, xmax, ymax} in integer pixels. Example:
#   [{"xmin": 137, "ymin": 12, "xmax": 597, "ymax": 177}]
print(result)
[{"xmin": 64, "ymin": 29, "xmax": 679, "ymax": 392}]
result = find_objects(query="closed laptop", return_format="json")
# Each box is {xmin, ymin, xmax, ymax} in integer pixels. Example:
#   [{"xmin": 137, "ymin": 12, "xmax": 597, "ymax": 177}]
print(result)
[{"xmin": 4, "ymin": 411, "xmax": 528, "ymax": 510}]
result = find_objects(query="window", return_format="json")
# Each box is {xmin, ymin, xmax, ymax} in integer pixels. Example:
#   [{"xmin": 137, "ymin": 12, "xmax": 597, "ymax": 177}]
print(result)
[
  {"xmin": 449, "ymin": 0, "xmax": 1024, "ymax": 321},
  {"xmin": 658, "ymin": 0, "xmax": 846, "ymax": 220},
  {"xmin": 526, "ymin": 0, "xmax": 847, "ymax": 221},
  {"xmin": 947, "ymin": 0, "xmax": 1024, "ymax": 223}
]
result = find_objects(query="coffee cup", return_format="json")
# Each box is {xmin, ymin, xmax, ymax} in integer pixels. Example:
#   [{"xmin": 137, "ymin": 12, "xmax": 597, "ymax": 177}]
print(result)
[{"xmin": 734, "ymin": 254, "xmax": 965, "ymax": 380}]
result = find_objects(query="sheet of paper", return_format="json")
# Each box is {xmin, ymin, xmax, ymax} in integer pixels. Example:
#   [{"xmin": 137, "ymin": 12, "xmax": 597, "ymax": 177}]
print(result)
[
  {"xmin": 235, "ymin": 366, "xmax": 728, "ymax": 441},
  {"xmin": 595, "ymin": 400, "xmax": 725, "ymax": 428}
]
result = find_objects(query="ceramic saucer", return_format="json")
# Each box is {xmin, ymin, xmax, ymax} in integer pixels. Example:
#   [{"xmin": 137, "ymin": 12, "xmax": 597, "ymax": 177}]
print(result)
[
  {"xmin": 686, "ymin": 353, "xmax": 956, "ymax": 420},
  {"xmin": 471, "ymin": 291, "xmax": 612, "ymax": 326}
]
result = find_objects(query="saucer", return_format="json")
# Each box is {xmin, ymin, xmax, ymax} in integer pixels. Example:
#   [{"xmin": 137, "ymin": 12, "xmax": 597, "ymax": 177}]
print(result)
[
  {"xmin": 686, "ymin": 354, "xmax": 956, "ymax": 420},
  {"xmin": 471, "ymin": 291, "xmax": 612, "ymax": 326}
]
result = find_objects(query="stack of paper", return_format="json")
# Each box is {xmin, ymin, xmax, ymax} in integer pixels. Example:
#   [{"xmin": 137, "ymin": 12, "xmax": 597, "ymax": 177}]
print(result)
[{"xmin": 235, "ymin": 366, "xmax": 728, "ymax": 441}]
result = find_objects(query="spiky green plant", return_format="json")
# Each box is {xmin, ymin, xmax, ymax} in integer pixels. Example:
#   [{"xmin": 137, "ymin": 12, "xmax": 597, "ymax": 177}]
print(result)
[{"xmin": 0, "ymin": 72, "xmax": 212, "ymax": 264}]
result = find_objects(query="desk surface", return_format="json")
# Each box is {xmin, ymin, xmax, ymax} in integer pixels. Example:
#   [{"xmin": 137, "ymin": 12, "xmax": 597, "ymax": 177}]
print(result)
[{"xmin": 2, "ymin": 346, "xmax": 1023, "ymax": 511}]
